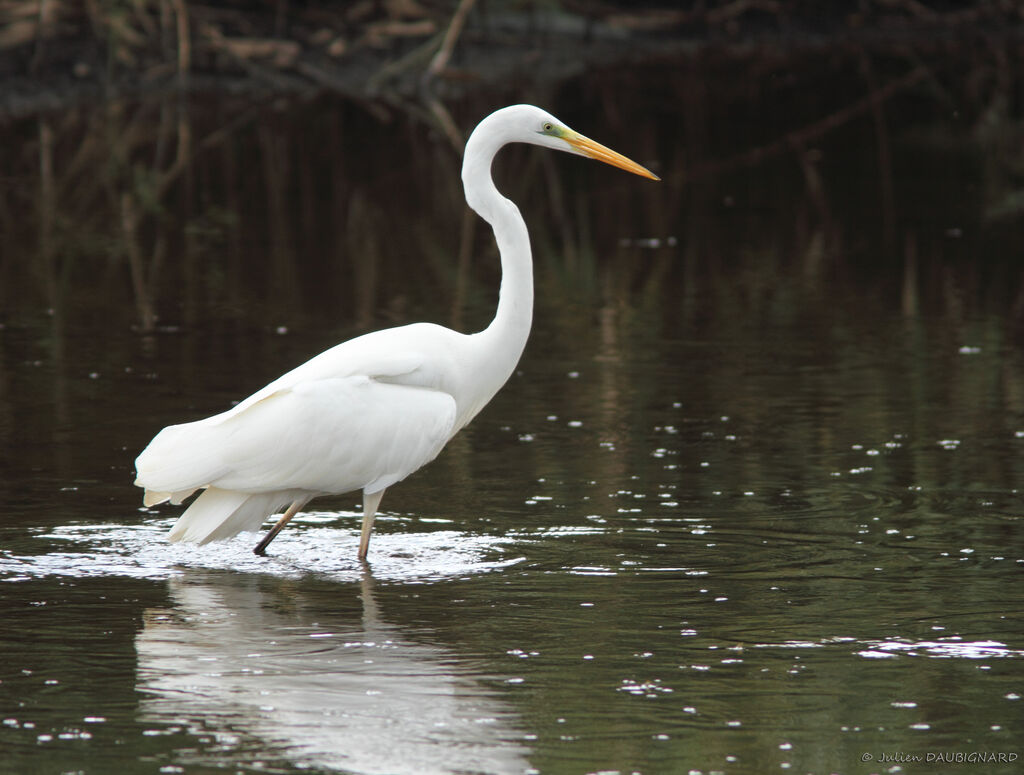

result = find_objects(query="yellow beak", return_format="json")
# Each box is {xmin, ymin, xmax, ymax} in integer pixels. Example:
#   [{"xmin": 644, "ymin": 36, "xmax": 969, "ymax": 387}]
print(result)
[{"xmin": 564, "ymin": 131, "xmax": 660, "ymax": 181}]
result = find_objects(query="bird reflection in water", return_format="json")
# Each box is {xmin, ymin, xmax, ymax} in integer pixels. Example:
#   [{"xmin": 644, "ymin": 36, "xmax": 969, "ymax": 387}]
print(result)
[{"xmin": 136, "ymin": 570, "xmax": 530, "ymax": 774}]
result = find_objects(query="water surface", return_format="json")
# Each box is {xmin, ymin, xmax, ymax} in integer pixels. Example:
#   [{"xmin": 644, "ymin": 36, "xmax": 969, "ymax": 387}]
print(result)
[{"xmin": 2, "ymin": 54, "xmax": 1023, "ymax": 774}]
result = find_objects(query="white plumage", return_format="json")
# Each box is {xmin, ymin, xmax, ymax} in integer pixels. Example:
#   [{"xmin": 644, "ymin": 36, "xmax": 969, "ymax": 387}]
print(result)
[{"xmin": 134, "ymin": 105, "xmax": 658, "ymax": 559}]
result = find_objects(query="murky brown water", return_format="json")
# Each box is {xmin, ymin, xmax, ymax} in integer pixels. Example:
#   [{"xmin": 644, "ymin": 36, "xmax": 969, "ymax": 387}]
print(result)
[{"xmin": 2, "ymin": 53, "xmax": 1023, "ymax": 774}]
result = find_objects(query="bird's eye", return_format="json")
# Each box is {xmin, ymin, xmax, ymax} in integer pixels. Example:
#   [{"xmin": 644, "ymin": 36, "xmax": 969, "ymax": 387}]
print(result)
[{"xmin": 542, "ymin": 122, "xmax": 554, "ymax": 134}]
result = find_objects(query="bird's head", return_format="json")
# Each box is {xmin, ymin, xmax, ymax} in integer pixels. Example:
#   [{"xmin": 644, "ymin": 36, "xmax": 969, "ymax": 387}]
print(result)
[
  {"xmin": 475, "ymin": 105, "xmax": 660, "ymax": 181},
  {"xmin": 524, "ymin": 106, "xmax": 659, "ymax": 181}
]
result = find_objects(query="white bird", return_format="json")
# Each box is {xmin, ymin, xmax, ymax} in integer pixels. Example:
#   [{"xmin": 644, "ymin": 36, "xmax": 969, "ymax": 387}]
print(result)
[{"xmin": 134, "ymin": 104, "xmax": 658, "ymax": 560}]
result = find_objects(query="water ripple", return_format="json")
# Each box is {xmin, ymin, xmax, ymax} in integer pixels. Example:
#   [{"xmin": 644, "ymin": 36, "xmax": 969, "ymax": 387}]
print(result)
[
  {"xmin": 752, "ymin": 635, "xmax": 1024, "ymax": 660},
  {"xmin": 0, "ymin": 513, "xmax": 523, "ymax": 584}
]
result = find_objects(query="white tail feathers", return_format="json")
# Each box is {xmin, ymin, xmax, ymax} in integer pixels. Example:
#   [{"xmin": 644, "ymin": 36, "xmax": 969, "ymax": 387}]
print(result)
[
  {"xmin": 167, "ymin": 487, "xmax": 310, "ymax": 545},
  {"xmin": 144, "ymin": 491, "xmax": 171, "ymax": 507},
  {"xmin": 143, "ymin": 488, "xmax": 196, "ymax": 507}
]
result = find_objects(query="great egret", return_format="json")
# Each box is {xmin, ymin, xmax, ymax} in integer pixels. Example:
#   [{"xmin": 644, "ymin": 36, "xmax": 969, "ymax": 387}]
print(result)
[{"xmin": 135, "ymin": 104, "xmax": 658, "ymax": 559}]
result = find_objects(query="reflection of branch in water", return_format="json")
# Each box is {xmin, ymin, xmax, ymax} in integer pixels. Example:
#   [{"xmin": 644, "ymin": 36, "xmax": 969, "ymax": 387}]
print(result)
[
  {"xmin": 120, "ymin": 95, "xmax": 191, "ymax": 332},
  {"xmin": 137, "ymin": 570, "xmax": 529, "ymax": 774},
  {"xmin": 170, "ymin": 0, "xmax": 190, "ymax": 85},
  {"xmin": 450, "ymin": 207, "xmax": 476, "ymax": 330},
  {"xmin": 121, "ymin": 192, "xmax": 158, "ymax": 333},
  {"xmin": 860, "ymin": 53, "xmax": 896, "ymax": 255},
  {"xmin": 37, "ymin": 118, "xmax": 56, "ymax": 308},
  {"xmin": 688, "ymin": 65, "xmax": 930, "ymax": 181},
  {"xmin": 347, "ymin": 191, "xmax": 382, "ymax": 330}
]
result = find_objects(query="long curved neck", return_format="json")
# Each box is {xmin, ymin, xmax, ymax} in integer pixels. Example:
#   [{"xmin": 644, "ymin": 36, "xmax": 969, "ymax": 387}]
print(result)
[{"xmin": 462, "ymin": 123, "xmax": 534, "ymax": 380}]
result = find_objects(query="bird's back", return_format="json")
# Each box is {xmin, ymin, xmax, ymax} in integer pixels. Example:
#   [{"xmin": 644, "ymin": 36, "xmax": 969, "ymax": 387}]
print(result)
[{"xmin": 135, "ymin": 322, "xmax": 472, "ymax": 506}]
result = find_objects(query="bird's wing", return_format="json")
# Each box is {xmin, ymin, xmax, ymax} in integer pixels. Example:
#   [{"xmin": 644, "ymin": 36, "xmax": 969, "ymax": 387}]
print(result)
[
  {"xmin": 222, "ymin": 346, "xmax": 429, "ymax": 419},
  {"xmin": 135, "ymin": 373, "xmax": 457, "ymax": 501}
]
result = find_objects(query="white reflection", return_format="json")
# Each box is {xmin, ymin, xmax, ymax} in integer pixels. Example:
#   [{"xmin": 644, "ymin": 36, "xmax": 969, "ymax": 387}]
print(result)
[
  {"xmin": 751, "ymin": 636, "xmax": 1024, "ymax": 660},
  {"xmin": 136, "ymin": 571, "xmax": 530, "ymax": 774},
  {"xmin": 856, "ymin": 637, "xmax": 1023, "ymax": 660}
]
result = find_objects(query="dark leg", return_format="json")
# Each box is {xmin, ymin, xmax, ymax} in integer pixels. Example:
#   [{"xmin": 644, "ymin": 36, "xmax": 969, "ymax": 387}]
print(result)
[{"xmin": 254, "ymin": 500, "xmax": 305, "ymax": 556}]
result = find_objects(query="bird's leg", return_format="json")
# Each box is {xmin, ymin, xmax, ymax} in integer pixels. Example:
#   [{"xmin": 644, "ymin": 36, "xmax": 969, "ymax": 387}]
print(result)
[
  {"xmin": 253, "ymin": 499, "xmax": 305, "ymax": 556},
  {"xmin": 358, "ymin": 489, "xmax": 385, "ymax": 560}
]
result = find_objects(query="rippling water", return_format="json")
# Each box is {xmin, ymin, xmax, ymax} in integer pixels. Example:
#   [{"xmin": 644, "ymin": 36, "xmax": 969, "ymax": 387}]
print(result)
[
  {"xmin": 3, "ymin": 58, "xmax": 1024, "ymax": 774},
  {"xmin": 3, "ymin": 312, "xmax": 1022, "ymax": 774}
]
